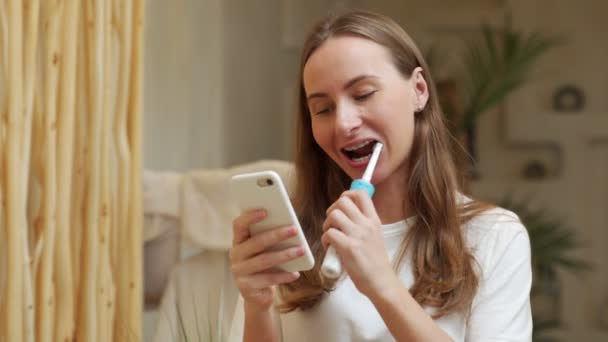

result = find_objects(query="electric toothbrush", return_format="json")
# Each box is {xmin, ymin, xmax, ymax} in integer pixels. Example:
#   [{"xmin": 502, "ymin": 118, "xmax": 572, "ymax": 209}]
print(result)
[{"xmin": 321, "ymin": 142, "xmax": 383, "ymax": 279}]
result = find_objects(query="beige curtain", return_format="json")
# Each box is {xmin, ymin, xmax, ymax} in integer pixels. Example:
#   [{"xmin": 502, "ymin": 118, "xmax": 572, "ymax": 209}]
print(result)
[{"xmin": 0, "ymin": 0, "xmax": 144, "ymax": 341}]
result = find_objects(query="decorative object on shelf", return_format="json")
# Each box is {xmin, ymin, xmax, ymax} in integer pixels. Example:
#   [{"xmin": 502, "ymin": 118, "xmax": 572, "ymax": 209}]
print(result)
[
  {"xmin": 552, "ymin": 84, "xmax": 585, "ymax": 113},
  {"xmin": 499, "ymin": 197, "xmax": 590, "ymax": 342},
  {"xmin": 427, "ymin": 14, "xmax": 562, "ymax": 180},
  {"xmin": 522, "ymin": 160, "xmax": 549, "ymax": 180}
]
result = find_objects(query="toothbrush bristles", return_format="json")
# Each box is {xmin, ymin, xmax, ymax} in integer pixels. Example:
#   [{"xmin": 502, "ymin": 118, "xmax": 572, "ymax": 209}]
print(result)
[{"xmin": 362, "ymin": 142, "xmax": 383, "ymax": 182}]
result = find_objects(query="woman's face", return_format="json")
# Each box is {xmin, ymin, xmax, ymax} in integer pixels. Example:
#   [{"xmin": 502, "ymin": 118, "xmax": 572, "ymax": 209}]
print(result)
[{"xmin": 303, "ymin": 36, "xmax": 428, "ymax": 186}]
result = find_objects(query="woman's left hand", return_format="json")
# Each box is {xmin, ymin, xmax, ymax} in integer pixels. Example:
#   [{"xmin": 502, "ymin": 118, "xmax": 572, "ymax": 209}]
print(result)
[{"xmin": 321, "ymin": 190, "xmax": 397, "ymax": 298}]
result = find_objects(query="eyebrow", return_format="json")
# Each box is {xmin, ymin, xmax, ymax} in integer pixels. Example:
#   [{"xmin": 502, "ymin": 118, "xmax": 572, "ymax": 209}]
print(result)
[{"xmin": 306, "ymin": 74, "xmax": 378, "ymax": 101}]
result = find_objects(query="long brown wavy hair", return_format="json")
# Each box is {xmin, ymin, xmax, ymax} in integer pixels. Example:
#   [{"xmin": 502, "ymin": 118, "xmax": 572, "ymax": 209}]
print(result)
[{"xmin": 278, "ymin": 10, "xmax": 492, "ymax": 319}]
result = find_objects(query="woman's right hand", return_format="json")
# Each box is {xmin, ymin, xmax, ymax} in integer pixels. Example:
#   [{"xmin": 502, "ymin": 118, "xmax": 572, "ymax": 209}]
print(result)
[{"xmin": 230, "ymin": 209, "xmax": 304, "ymax": 312}]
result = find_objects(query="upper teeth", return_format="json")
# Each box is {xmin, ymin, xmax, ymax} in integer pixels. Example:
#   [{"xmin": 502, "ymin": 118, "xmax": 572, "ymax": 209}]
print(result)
[{"xmin": 344, "ymin": 140, "xmax": 374, "ymax": 151}]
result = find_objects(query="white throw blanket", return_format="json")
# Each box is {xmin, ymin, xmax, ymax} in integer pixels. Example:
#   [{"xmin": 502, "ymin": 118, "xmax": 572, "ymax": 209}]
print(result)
[{"xmin": 143, "ymin": 170, "xmax": 182, "ymax": 242}]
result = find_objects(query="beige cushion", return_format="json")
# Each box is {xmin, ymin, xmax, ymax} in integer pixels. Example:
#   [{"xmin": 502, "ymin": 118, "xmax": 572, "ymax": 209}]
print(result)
[{"xmin": 180, "ymin": 159, "xmax": 294, "ymax": 250}]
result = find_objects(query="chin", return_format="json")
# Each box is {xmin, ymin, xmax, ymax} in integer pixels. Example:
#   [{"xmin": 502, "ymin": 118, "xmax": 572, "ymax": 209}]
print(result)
[{"xmin": 370, "ymin": 171, "xmax": 387, "ymax": 186}]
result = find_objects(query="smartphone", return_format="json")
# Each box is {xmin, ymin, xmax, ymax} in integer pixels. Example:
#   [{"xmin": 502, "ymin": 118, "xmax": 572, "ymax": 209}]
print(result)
[{"xmin": 230, "ymin": 170, "xmax": 315, "ymax": 272}]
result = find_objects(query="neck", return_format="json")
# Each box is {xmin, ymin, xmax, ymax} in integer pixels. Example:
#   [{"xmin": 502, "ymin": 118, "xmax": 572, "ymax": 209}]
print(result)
[{"xmin": 372, "ymin": 167, "xmax": 413, "ymax": 224}]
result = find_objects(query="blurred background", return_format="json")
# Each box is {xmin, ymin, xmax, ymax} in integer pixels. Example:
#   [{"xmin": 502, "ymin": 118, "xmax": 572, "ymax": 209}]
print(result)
[{"xmin": 141, "ymin": 0, "xmax": 608, "ymax": 341}]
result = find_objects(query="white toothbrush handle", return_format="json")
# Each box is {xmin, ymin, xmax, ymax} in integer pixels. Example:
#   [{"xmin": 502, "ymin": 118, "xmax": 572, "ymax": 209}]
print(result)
[{"xmin": 321, "ymin": 246, "xmax": 342, "ymax": 278}]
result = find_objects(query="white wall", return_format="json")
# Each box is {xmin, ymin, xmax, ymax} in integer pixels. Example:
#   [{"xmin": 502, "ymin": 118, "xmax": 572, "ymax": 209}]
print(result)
[
  {"xmin": 221, "ymin": 0, "xmax": 289, "ymax": 166},
  {"xmin": 143, "ymin": 0, "xmax": 224, "ymax": 171}
]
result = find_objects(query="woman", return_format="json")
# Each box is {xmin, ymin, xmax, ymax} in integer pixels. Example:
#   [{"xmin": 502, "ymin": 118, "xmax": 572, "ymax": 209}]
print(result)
[{"xmin": 230, "ymin": 10, "xmax": 532, "ymax": 342}]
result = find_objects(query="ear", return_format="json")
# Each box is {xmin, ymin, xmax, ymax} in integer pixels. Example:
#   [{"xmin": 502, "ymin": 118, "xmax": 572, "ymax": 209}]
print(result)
[{"xmin": 411, "ymin": 67, "xmax": 429, "ymax": 112}]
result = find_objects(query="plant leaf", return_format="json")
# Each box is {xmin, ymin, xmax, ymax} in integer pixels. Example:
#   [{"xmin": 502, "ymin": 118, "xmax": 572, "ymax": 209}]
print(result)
[{"xmin": 456, "ymin": 15, "xmax": 562, "ymax": 132}]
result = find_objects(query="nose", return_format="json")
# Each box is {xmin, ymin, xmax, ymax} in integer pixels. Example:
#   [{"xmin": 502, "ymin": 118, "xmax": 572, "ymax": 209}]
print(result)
[{"xmin": 334, "ymin": 101, "xmax": 362, "ymax": 135}]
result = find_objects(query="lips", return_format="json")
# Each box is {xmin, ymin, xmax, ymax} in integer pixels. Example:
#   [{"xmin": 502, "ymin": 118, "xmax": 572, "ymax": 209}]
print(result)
[{"xmin": 340, "ymin": 139, "xmax": 379, "ymax": 167}]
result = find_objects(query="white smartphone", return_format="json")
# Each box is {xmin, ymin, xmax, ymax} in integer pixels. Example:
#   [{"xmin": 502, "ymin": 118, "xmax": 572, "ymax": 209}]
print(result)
[{"xmin": 230, "ymin": 170, "xmax": 315, "ymax": 272}]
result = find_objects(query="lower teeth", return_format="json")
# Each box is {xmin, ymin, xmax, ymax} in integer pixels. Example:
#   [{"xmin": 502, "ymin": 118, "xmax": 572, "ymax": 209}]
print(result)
[{"xmin": 352, "ymin": 154, "xmax": 371, "ymax": 163}]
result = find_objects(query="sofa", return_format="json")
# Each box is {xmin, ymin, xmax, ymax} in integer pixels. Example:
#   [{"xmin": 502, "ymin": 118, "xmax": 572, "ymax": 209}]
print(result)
[{"xmin": 143, "ymin": 160, "xmax": 294, "ymax": 341}]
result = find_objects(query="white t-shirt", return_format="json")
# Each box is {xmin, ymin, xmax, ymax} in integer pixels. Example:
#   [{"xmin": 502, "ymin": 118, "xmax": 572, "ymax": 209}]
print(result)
[{"xmin": 278, "ymin": 207, "xmax": 533, "ymax": 342}]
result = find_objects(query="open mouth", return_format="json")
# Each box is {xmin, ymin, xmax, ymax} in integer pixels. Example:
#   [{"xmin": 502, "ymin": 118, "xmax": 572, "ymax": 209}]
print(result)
[{"xmin": 341, "ymin": 139, "xmax": 378, "ymax": 163}]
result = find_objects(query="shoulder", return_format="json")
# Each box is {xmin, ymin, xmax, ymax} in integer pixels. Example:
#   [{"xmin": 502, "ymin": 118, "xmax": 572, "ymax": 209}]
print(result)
[
  {"xmin": 462, "ymin": 206, "xmax": 534, "ymax": 340},
  {"xmin": 465, "ymin": 206, "xmax": 526, "ymax": 241},
  {"xmin": 463, "ymin": 206, "xmax": 531, "ymax": 278}
]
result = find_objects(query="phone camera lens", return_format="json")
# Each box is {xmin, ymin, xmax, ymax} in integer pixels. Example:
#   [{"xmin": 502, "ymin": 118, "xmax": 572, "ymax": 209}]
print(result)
[{"xmin": 266, "ymin": 178, "xmax": 274, "ymax": 186}]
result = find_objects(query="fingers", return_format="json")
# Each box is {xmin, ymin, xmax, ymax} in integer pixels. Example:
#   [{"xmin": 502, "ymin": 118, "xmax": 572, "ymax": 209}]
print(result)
[
  {"xmin": 323, "ymin": 191, "xmax": 378, "ymax": 235},
  {"xmin": 325, "ymin": 194, "xmax": 365, "ymax": 222},
  {"xmin": 231, "ymin": 210, "xmax": 306, "ymax": 282},
  {"xmin": 232, "ymin": 209, "xmax": 266, "ymax": 245},
  {"xmin": 232, "ymin": 225, "xmax": 298, "ymax": 262},
  {"xmin": 322, "ymin": 208, "xmax": 354, "ymax": 235},
  {"xmin": 323, "ymin": 194, "xmax": 362, "ymax": 235},
  {"xmin": 342, "ymin": 190, "xmax": 379, "ymax": 220},
  {"xmin": 230, "ymin": 211, "xmax": 304, "ymax": 300},
  {"xmin": 231, "ymin": 245, "xmax": 305, "ymax": 275},
  {"xmin": 321, "ymin": 227, "xmax": 351, "ymax": 251}
]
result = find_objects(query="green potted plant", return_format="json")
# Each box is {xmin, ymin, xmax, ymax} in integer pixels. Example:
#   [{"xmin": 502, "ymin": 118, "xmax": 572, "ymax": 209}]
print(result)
[{"xmin": 427, "ymin": 15, "xmax": 563, "ymax": 178}]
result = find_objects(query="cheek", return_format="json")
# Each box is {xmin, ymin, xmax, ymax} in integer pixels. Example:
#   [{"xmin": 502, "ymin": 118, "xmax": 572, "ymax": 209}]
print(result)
[
  {"xmin": 311, "ymin": 120, "xmax": 331, "ymax": 151},
  {"xmin": 398, "ymin": 115, "xmax": 416, "ymax": 146},
  {"xmin": 385, "ymin": 111, "xmax": 415, "ymax": 154}
]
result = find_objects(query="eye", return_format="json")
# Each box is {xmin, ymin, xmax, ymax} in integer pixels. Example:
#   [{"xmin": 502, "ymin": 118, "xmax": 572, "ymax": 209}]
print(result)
[
  {"xmin": 310, "ymin": 103, "xmax": 333, "ymax": 115},
  {"xmin": 314, "ymin": 107, "xmax": 331, "ymax": 115},
  {"xmin": 354, "ymin": 90, "xmax": 376, "ymax": 101}
]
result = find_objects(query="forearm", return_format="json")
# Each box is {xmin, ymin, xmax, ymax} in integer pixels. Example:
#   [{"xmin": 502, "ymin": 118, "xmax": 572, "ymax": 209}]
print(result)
[
  {"xmin": 370, "ymin": 276, "xmax": 453, "ymax": 342},
  {"xmin": 243, "ymin": 302, "xmax": 281, "ymax": 342}
]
